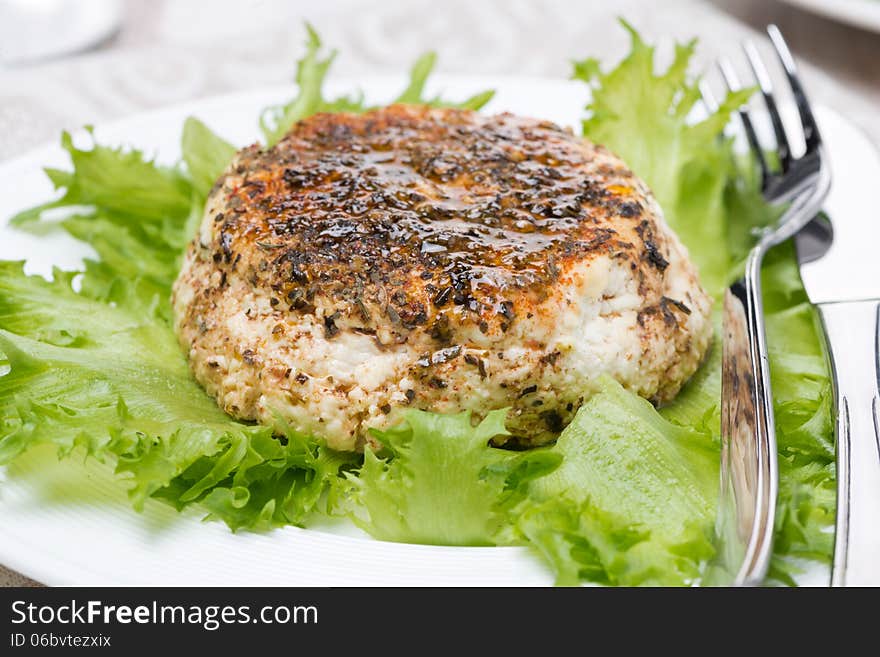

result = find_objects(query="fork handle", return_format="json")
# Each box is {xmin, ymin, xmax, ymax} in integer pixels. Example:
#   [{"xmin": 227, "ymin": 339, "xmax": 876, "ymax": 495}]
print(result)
[
  {"xmin": 722, "ymin": 245, "xmax": 779, "ymax": 585},
  {"xmin": 818, "ymin": 300, "xmax": 880, "ymax": 586}
]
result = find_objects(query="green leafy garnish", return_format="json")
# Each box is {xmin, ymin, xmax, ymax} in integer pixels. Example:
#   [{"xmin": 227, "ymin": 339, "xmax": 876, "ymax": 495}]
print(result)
[
  {"xmin": 393, "ymin": 52, "xmax": 496, "ymax": 110},
  {"xmin": 515, "ymin": 378, "xmax": 718, "ymax": 586},
  {"xmin": 182, "ymin": 117, "xmax": 237, "ymax": 199},
  {"xmin": 339, "ymin": 409, "xmax": 560, "ymax": 546},
  {"xmin": 259, "ymin": 24, "xmax": 495, "ymax": 146},
  {"xmin": 11, "ymin": 129, "xmax": 191, "ymax": 231}
]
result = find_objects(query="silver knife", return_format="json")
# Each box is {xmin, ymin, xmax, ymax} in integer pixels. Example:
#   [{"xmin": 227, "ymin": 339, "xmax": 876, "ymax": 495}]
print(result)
[{"xmin": 796, "ymin": 116, "xmax": 880, "ymax": 587}]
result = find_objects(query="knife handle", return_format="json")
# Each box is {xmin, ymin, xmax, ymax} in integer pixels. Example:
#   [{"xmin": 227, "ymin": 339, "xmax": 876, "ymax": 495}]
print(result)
[{"xmin": 818, "ymin": 300, "xmax": 880, "ymax": 587}]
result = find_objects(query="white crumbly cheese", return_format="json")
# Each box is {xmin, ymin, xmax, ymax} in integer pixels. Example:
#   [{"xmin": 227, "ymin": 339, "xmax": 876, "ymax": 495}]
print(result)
[{"xmin": 171, "ymin": 106, "xmax": 714, "ymax": 452}]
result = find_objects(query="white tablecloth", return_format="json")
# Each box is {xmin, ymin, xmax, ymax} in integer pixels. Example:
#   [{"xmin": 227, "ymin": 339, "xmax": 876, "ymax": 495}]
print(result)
[{"xmin": 1, "ymin": 0, "xmax": 878, "ymax": 587}]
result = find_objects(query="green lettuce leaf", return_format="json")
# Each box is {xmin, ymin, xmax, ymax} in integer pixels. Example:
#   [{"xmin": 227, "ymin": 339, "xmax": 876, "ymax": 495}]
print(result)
[
  {"xmin": 11, "ymin": 129, "xmax": 191, "ymax": 231},
  {"xmin": 338, "ymin": 409, "xmax": 560, "ymax": 546},
  {"xmin": 392, "ymin": 52, "xmax": 496, "ymax": 110},
  {"xmin": 181, "ymin": 117, "xmax": 237, "ymax": 200},
  {"xmin": 762, "ymin": 246, "xmax": 835, "ymax": 579},
  {"xmin": 0, "ymin": 258, "xmax": 352, "ymax": 529},
  {"xmin": 259, "ymin": 24, "xmax": 364, "ymax": 146},
  {"xmin": 260, "ymin": 23, "xmax": 494, "ymax": 146},
  {"xmin": 516, "ymin": 378, "xmax": 718, "ymax": 586}
]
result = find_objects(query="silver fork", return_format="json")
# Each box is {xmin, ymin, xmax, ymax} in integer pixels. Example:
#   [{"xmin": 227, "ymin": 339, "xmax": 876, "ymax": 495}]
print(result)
[{"xmin": 701, "ymin": 25, "xmax": 831, "ymax": 586}]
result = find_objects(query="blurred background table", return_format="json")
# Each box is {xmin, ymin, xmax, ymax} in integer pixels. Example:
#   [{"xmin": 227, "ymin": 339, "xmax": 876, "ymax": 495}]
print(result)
[{"xmin": 1, "ymin": 0, "xmax": 878, "ymax": 586}]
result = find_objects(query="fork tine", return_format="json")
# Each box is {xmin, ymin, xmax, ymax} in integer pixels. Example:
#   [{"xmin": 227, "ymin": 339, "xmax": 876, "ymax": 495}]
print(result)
[
  {"xmin": 743, "ymin": 40, "xmax": 792, "ymax": 172},
  {"xmin": 767, "ymin": 24, "xmax": 822, "ymax": 150},
  {"xmin": 698, "ymin": 79, "xmax": 719, "ymax": 113},
  {"xmin": 718, "ymin": 58, "xmax": 770, "ymax": 189}
]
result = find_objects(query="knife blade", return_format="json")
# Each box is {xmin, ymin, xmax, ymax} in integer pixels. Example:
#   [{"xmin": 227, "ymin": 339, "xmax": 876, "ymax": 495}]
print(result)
[{"xmin": 795, "ymin": 115, "xmax": 880, "ymax": 587}]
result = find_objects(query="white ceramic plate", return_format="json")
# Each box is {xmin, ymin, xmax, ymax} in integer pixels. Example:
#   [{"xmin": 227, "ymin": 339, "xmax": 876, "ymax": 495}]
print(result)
[
  {"xmin": 0, "ymin": 0, "xmax": 123, "ymax": 65},
  {"xmin": 0, "ymin": 76, "xmax": 865, "ymax": 586},
  {"xmin": 778, "ymin": 0, "xmax": 880, "ymax": 33}
]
